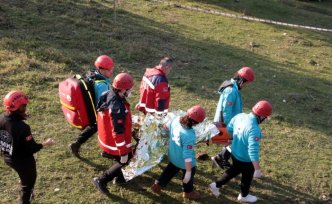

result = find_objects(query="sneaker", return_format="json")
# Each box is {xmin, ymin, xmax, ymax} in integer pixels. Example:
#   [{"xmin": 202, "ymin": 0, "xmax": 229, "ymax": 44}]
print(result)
[
  {"xmin": 151, "ymin": 183, "xmax": 162, "ymax": 195},
  {"xmin": 93, "ymin": 177, "xmax": 110, "ymax": 195},
  {"xmin": 209, "ymin": 182, "xmax": 220, "ymax": 198},
  {"xmin": 211, "ymin": 156, "xmax": 231, "ymax": 170},
  {"xmin": 183, "ymin": 190, "xmax": 201, "ymax": 200},
  {"xmin": 237, "ymin": 194, "xmax": 257, "ymax": 203},
  {"xmin": 69, "ymin": 142, "xmax": 80, "ymax": 157}
]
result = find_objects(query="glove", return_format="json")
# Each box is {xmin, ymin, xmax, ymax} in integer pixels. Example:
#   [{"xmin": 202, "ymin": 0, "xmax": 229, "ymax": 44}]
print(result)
[
  {"xmin": 182, "ymin": 171, "xmax": 191, "ymax": 184},
  {"xmin": 120, "ymin": 154, "xmax": 128, "ymax": 164},
  {"xmin": 253, "ymin": 169, "xmax": 263, "ymax": 178}
]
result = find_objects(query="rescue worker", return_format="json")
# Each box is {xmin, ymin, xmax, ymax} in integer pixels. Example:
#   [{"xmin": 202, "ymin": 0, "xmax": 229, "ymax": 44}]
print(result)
[
  {"xmin": 92, "ymin": 73, "xmax": 134, "ymax": 196},
  {"xmin": 151, "ymin": 105, "xmax": 206, "ymax": 200},
  {"xmin": 136, "ymin": 57, "xmax": 173, "ymax": 115},
  {"xmin": 0, "ymin": 91, "xmax": 55, "ymax": 204},
  {"xmin": 69, "ymin": 55, "xmax": 114, "ymax": 157},
  {"xmin": 211, "ymin": 67, "xmax": 254, "ymax": 169},
  {"xmin": 209, "ymin": 100, "xmax": 272, "ymax": 203}
]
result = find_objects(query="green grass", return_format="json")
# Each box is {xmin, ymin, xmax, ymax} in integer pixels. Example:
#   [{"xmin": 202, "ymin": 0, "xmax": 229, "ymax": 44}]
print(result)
[{"xmin": 0, "ymin": 0, "xmax": 331, "ymax": 203}]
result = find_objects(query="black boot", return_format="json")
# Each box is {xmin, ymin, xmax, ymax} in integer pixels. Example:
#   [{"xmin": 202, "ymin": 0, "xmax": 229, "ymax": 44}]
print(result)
[
  {"xmin": 69, "ymin": 142, "xmax": 81, "ymax": 157},
  {"xmin": 93, "ymin": 177, "xmax": 110, "ymax": 196}
]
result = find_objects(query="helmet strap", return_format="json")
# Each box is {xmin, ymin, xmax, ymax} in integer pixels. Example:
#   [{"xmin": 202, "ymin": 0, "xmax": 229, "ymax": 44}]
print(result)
[{"xmin": 257, "ymin": 116, "xmax": 267, "ymax": 124}]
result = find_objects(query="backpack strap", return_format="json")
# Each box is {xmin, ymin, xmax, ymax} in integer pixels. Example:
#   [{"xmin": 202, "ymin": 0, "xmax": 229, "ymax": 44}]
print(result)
[{"xmin": 218, "ymin": 80, "xmax": 233, "ymax": 92}]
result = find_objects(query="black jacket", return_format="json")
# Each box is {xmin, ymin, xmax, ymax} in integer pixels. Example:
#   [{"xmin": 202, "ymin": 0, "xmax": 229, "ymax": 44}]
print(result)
[{"xmin": 0, "ymin": 112, "xmax": 42, "ymax": 160}]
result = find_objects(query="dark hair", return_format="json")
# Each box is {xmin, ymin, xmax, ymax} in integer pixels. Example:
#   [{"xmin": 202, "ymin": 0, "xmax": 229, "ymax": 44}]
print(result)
[
  {"xmin": 180, "ymin": 115, "xmax": 198, "ymax": 128},
  {"xmin": 159, "ymin": 57, "xmax": 173, "ymax": 68},
  {"xmin": 233, "ymin": 75, "xmax": 247, "ymax": 90}
]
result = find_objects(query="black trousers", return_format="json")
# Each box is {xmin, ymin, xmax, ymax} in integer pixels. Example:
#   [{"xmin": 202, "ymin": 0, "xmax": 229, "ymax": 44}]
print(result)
[
  {"xmin": 76, "ymin": 124, "xmax": 97, "ymax": 144},
  {"xmin": 5, "ymin": 156, "xmax": 37, "ymax": 204},
  {"xmin": 157, "ymin": 162, "xmax": 196, "ymax": 193},
  {"xmin": 215, "ymin": 155, "xmax": 254, "ymax": 197},
  {"xmin": 99, "ymin": 153, "xmax": 133, "ymax": 183},
  {"xmin": 217, "ymin": 146, "xmax": 231, "ymax": 161}
]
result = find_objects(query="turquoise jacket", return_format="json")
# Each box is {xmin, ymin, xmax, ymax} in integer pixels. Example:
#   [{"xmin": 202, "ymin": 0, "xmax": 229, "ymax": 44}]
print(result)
[
  {"xmin": 227, "ymin": 113, "xmax": 262, "ymax": 162},
  {"xmin": 166, "ymin": 117, "xmax": 196, "ymax": 169},
  {"xmin": 214, "ymin": 79, "xmax": 242, "ymax": 125},
  {"xmin": 92, "ymin": 71, "xmax": 111, "ymax": 105}
]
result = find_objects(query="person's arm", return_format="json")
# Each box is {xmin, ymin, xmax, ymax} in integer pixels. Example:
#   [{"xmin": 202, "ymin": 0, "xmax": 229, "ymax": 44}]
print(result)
[
  {"xmin": 221, "ymin": 88, "xmax": 236, "ymax": 125},
  {"xmin": 248, "ymin": 129, "xmax": 263, "ymax": 177},
  {"xmin": 183, "ymin": 159, "xmax": 193, "ymax": 184},
  {"xmin": 154, "ymin": 82, "xmax": 170, "ymax": 113},
  {"xmin": 21, "ymin": 125, "xmax": 43, "ymax": 154},
  {"xmin": 182, "ymin": 135, "xmax": 195, "ymax": 184},
  {"xmin": 110, "ymin": 103, "xmax": 129, "ymax": 163}
]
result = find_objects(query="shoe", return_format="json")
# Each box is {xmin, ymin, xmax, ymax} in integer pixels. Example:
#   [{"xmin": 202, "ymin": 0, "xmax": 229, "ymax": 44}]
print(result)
[
  {"xmin": 183, "ymin": 190, "xmax": 201, "ymax": 200},
  {"xmin": 211, "ymin": 156, "xmax": 231, "ymax": 170},
  {"xmin": 69, "ymin": 142, "xmax": 80, "ymax": 157},
  {"xmin": 93, "ymin": 177, "xmax": 110, "ymax": 195},
  {"xmin": 237, "ymin": 194, "xmax": 257, "ymax": 203},
  {"xmin": 112, "ymin": 177, "xmax": 129, "ymax": 186},
  {"xmin": 151, "ymin": 183, "xmax": 162, "ymax": 195},
  {"xmin": 209, "ymin": 182, "xmax": 220, "ymax": 198}
]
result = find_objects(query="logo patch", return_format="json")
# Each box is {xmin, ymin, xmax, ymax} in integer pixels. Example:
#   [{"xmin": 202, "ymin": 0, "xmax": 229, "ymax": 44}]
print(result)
[
  {"xmin": 187, "ymin": 145, "xmax": 193, "ymax": 149},
  {"xmin": 227, "ymin": 102, "xmax": 233, "ymax": 106},
  {"xmin": 26, "ymin": 135, "xmax": 33, "ymax": 141},
  {"xmin": 117, "ymin": 119, "xmax": 123, "ymax": 124},
  {"xmin": 255, "ymin": 136, "xmax": 260, "ymax": 142}
]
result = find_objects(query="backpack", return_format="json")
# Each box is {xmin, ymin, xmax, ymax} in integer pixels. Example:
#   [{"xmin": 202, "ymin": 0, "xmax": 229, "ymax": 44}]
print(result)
[{"xmin": 59, "ymin": 71, "xmax": 101, "ymax": 129}]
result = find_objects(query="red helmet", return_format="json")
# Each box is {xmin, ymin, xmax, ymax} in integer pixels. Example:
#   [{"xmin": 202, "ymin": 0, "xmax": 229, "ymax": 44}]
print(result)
[
  {"xmin": 113, "ymin": 73, "xmax": 134, "ymax": 90},
  {"xmin": 237, "ymin": 67, "xmax": 254, "ymax": 82},
  {"xmin": 3, "ymin": 91, "xmax": 29, "ymax": 112},
  {"xmin": 94, "ymin": 55, "xmax": 114, "ymax": 70},
  {"xmin": 187, "ymin": 105, "xmax": 206, "ymax": 123},
  {"xmin": 252, "ymin": 100, "xmax": 272, "ymax": 117}
]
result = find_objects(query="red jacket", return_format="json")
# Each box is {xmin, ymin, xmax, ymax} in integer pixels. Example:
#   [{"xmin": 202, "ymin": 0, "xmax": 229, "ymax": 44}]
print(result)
[
  {"xmin": 97, "ymin": 89, "xmax": 132, "ymax": 156},
  {"xmin": 136, "ymin": 68, "xmax": 170, "ymax": 114}
]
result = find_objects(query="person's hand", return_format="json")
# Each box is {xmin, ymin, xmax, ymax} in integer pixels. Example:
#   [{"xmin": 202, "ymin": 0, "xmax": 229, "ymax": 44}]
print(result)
[
  {"xmin": 254, "ymin": 169, "xmax": 263, "ymax": 178},
  {"xmin": 182, "ymin": 171, "xmax": 191, "ymax": 184},
  {"xmin": 120, "ymin": 154, "xmax": 128, "ymax": 164},
  {"xmin": 42, "ymin": 138, "xmax": 55, "ymax": 148}
]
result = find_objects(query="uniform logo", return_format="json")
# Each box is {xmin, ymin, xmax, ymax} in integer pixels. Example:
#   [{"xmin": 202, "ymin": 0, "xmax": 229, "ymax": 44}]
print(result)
[
  {"xmin": 187, "ymin": 145, "xmax": 193, "ymax": 149},
  {"xmin": 227, "ymin": 102, "xmax": 233, "ymax": 106},
  {"xmin": 117, "ymin": 119, "xmax": 123, "ymax": 124},
  {"xmin": 26, "ymin": 135, "xmax": 33, "ymax": 141},
  {"xmin": 255, "ymin": 136, "xmax": 260, "ymax": 142}
]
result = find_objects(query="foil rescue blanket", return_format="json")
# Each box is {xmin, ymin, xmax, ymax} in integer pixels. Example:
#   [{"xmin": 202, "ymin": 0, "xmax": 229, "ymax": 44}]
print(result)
[{"xmin": 122, "ymin": 111, "xmax": 219, "ymax": 181}]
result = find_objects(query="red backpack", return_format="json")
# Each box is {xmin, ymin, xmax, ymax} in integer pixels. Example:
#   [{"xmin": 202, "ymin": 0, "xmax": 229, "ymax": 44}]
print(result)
[{"xmin": 59, "ymin": 74, "xmax": 96, "ymax": 129}]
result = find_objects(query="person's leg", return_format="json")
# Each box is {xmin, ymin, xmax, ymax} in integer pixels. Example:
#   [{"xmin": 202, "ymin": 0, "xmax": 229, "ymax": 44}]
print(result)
[
  {"xmin": 6, "ymin": 157, "xmax": 37, "ymax": 204},
  {"xmin": 70, "ymin": 124, "xmax": 97, "ymax": 156},
  {"xmin": 76, "ymin": 124, "xmax": 97, "ymax": 144},
  {"xmin": 215, "ymin": 156, "xmax": 241, "ymax": 188},
  {"xmin": 157, "ymin": 162, "xmax": 180, "ymax": 187},
  {"xmin": 239, "ymin": 161, "xmax": 255, "ymax": 197},
  {"xmin": 181, "ymin": 166, "xmax": 196, "ymax": 193},
  {"xmin": 212, "ymin": 146, "xmax": 232, "ymax": 169}
]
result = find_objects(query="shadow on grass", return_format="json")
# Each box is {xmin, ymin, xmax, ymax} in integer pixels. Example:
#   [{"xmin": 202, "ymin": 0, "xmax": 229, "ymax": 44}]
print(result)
[
  {"xmin": 0, "ymin": 1, "xmax": 331, "ymax": 202},
  {"xmin": 185, "ymin": 0, "xmax": 332, "ymax": 28},
  {"xmin": 77, "ymin": 156, "xmax": 110, "ymax": 171},
  {"xmin": 194, "ymin": 167, "xmax": 321, "ymax": 203},
  {"xmin": 1, "ymin": 0, "xmax": 331, "ymax": 135}
]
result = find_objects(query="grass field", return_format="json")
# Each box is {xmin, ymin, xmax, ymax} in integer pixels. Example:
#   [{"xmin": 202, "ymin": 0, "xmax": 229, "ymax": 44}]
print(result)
[{"xmin": 0, "ymin": 0, "xmax": 331, "ymax": 203}]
